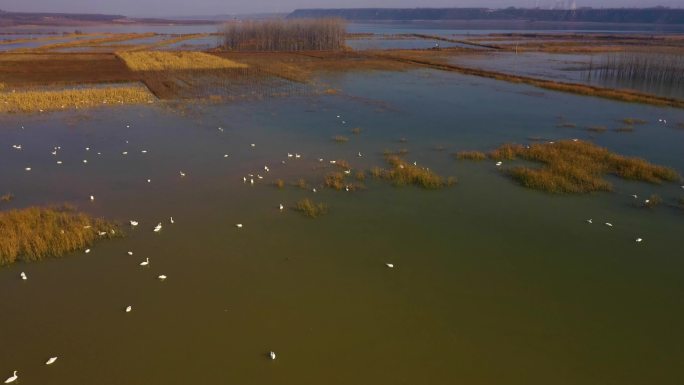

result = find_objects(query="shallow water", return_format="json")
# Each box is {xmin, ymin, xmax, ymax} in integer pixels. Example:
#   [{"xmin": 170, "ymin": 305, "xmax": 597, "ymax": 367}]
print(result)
[
  {"xmin": 1, "ymin": 68, "xmax": 683, "ymax": 385},
  {"xmin": 449, "ymin": 52, "xmax": 684, "ymax": 99}
]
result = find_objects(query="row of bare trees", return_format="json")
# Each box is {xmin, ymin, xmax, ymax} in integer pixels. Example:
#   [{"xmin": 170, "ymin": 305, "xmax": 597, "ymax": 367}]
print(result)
[{"xmin": 220, "ymin": 18, "xmax": 346, "ymax": 52}]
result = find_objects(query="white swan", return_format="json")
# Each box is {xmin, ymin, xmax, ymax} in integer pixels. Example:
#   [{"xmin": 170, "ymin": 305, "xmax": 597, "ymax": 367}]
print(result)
[
  {"xmin": 85, "ymin": 249, "xmax": 91, "ymax": 254},
  {"xmin": 45, "ymin": 357, "xmax": 58, "ymax": 365},
  {"xmin": 90, "ymin": 195, "xmax": 95, "ymax": 201},
  {"xmin": 495, "ymin": 161, "xmax": 503, "ymax": 167},
  {"xmin": 154, "ymin": 223, "xmax": 162, "ymax": 232},
  {"xmin": 586, "ymin": 219, "xmax": 593, "ymax": 224},
  {"xmin": 636, "ymin": 238, "xmax": 643, "ymax": 243},
  {"xmin": 236, "ymin": 224, "xmax": 243, "ymax": 228},
  {"xmin": 269, "ymin": 351, "xmax": 276, "ymax": 360},
  {"xmin": 4, "ymin": 371, "xmax": 17, "ymax": 383},
  {"xmin": 158, "ymin": 275, "xmax": 167, "ymax": 281},
  {"xmin": 130, "ymin": 220, "xmax": 139, "ymax": 227},
  {"xmin": 386, "ymin": 263, "xmax": 394, "ymax": 268},
  {"xmin": 170, "ymin": 217, "xmax": 174, "ymax": 224},
  {"xmin": 605, "ymin": 223, "xmax": 613, "ymax": 227},
  {"xmin": 20, "ymin": 272, "xmax": 27, "ymax": 280},
  {"xmin": 279, "ymin": 204, "xmax": 284, "ymax": 211},
  {"xmin": 179, "ymin": 171, "xmax": 186, "ymax": 177},
  {"xmin": 125, "ymin": 305, "xmax": 132, "ymax": 313},
  {"xmin": 140, "ymin": 258, "xmax": 149, "ymax": 266}
]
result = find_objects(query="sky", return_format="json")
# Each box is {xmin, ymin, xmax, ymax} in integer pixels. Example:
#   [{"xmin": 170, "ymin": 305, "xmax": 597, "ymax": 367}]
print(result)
[{"xmin": 1, "ymin": 0, "xmax": 682, "ymax": 17}]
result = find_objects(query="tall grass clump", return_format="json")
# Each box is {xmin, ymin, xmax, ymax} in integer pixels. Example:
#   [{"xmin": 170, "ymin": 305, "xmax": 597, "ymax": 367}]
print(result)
[
  {"xmin": 486, "ymin": 140, "xmax": 680, "ymax": 193},
  {"xmin": 379, "ymin": 154, "xmax": 456, "ymax": 189},
  {"xmin": 295, "ymin": 198, "xmax": 328, "ymax": 218},
  {"xmin": 455, "ymin": 151, "xmax": 486, "ymax": 161},
  {"xmin": 221, "ymin": 18, "xmax": 346, "ymax": 51},
  {"xmin": 0, "ymin": 205, "xmax": 121, "ymax": 266}
]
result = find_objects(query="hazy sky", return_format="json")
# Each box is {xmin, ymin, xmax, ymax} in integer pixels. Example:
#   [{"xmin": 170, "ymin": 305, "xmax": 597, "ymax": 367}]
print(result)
[{"xmin": 2, "ymin": 0, "xmax": 682, "ymax": 17}]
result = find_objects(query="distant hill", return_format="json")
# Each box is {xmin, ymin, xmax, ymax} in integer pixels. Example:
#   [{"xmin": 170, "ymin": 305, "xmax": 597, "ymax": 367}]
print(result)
[{"xmin": 288, "ymin": 8, "xmax": 684, "ymax": 24}]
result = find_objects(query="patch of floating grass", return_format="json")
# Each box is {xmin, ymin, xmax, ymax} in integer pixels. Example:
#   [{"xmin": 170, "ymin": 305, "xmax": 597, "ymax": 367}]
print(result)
[
  {"xmin": 116, "ymin": 51, "xmax": 248, "ymax": 71},
  {"xmin": 0, "ymin": 85, "xmax": 155, "ymax": 113},
  {"xmin": 1, "ymin": 193, "xmax": 13, "ymax": 202},
  {"xmin": 325, "ymin": 172, "xmax": 346, "ymax": 190},
  {"xmin": 621, "ymin": 118, "xmax": 647, "ymax": 125},
  {"xmin": 0, "ymin": 205, "xmax": 121, "ymax": 266},
  {"xmin": 585, "ymin": 125, "xmax": 608, "ymax": 133},
  {"xmin": 613, "ymin": 126, "xmax": 635, "ymax": 133},
  {"xmin": 484, "ymin": 140, "xmax": 680, "ymax": 193},
  {"xmin": 351, "ymin": 127, "xmax": 362, "ymax": 134},
  {"xmin": 643, "ymin": 194, "xmax": 663, "ymax": 208},
  {"xmin": 556, "ymin": 123, "xmax": 577, "ymax": 128},
  {"xmin": 355, "ymin": 171, "xmax": 366, "ymax": 181},
  {"xmin": 294, "ymin": 199, "xmax": 328, "ymax": 218},
  {"xmin": 333, "ymin": 160, "xmax": 351, "ymax": 170},
  {"xmin": 379, "ymin": 154, "xmax": 455, "ymax": 189},
  {"xmin": 294, "ymin": 179, "xmax": 308, "ymax": 189},
  {"xmin": 332, "ymin": 135, "xmax": 349, "ymax": 143},
  {"xmin": 455, "ymin": 151, "xmax": 486, "ymax": 161},
  {"xmin": 274, "ymin": 179, "xmax": 285, "ymax": 189}
]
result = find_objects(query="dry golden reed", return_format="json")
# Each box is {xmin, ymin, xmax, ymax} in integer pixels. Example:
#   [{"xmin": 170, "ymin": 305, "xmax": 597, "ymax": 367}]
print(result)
[
  {"xmin": 0, "ymin": 85, "xmax": 154, "ymax": 113},
  {"xmin": 116, "ymin": 51, "xmax": 248, "ymax": 71},
  {"xmin": 0, "ymin": 205, "xmax": 121, "ymax": 266}
]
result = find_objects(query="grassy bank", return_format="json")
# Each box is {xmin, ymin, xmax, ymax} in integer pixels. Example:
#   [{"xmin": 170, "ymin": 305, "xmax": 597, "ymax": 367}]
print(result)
[
  {"xmin": 0, "ymin": 206, "xmax": 121, "ymax": 266},
  {"xmin": 376, "ymin": 154, "xmax": 456, "ymax": 189},
  {"xmin": 0, "ymin": 85, "xmax": 155, "ymax": 113},
  {"xmin": 476, "ymin": 140, "xmax": 680, "ymax": 193}
]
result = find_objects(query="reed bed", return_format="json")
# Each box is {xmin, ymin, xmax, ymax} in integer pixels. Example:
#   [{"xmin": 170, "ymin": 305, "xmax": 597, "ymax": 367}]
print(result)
[
  {"xmin": 221, "ymin": 18, "xmax": 346, "ymax": 51},
  {"xmin": 295, "ymin": 198, "xmax": 328, "ymax": 218},
  {"xmin": 122, "ymin": 33, "xmax": 211, "ymax": 52},
  {"xmin": 0, "ymin": 85, "xmax": 155, "ymax": 113},
  {"xmin": 585, "ymin": 125, "xmax": 608, "ymax": 133},
  {"xmin": 324, "ymin": 171, "xmax": 364, "ymax": 191},
  {"xmin": 485, "ymin": 140, "xmax": 680, "ymax": 193},
  {"xmin": 377, "ymin": 154, "xmax": 456, "ymax": 189},
  {"xmin": 588, "ymin": 52, "xmax": 684, "ymax": 88},
  {"xmin": 0, "ymin": 206, "xmax": 121, "ymax": 266},
  {"xmin": 116, "ymin": 51, "xmax": 248, "ymax": 71},
  {"xmin": 332, "ymin": 135, "xmax": 349, "ymax": 143},
  {"xmin": 351, "ymin": 127, "xmax": 362, "ymax": 134},
  {"xmin": 274, "ymin": 179, "xmax": 285, "ymax": 189},
  {"xmin": 455, "ymin": 151, "xmax": 487, "ymax": 160}
]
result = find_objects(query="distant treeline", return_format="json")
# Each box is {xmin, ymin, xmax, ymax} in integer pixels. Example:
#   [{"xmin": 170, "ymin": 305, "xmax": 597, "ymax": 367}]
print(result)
[
  {"xmin": 288, "ymin": 8, "xmax": 684, "ymax": 24},
  {"xmin": 220, "ymin": 19, "xmax": 346, "ymax": 51},
  {"xmin": 0, "ymin": 11, "xmax": 124, "ymax": 27}
]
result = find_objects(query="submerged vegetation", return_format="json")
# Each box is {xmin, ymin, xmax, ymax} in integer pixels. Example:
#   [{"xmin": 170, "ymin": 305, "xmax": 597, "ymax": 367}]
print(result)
[
  {"xmin": 480, "ymin": 140, "xmax": 681, "ymax": 193},
  {"xmin": 221, "ymin": 18, "xmax": 346, "ymax": 51},
  {"xmin": 0, "ymin": 85, "xmax": 155, "ymax": 113},
  {"xmin": 333, "ymin": 135, "xmax": 349, "ymax": 143},
  {"xmin": 0, "ymin": 206, "xmax": 121, "ymax": 266},
  {"xmin": 294, "ymin": 199, "xmax": 328, "ymax": 218},
  {"xmin": 117, "ymin": 51, "xmax": 248, "ymax": 71},
  {"xmin": 588, "ymin": 52, "xmax": 684, "ymax": 89}
]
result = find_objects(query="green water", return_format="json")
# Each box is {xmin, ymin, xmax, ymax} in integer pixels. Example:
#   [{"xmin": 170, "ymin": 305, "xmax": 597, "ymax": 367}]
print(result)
[{"xmin": 1, "ymin": 69, "xmax": 683, "ymax": 384}]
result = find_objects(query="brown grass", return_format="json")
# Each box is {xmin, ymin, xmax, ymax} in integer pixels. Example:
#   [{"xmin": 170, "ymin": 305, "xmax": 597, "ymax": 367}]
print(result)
[
  {"xmin": 117, "ymin": 51, "xmax": 248, "ymax": 71},
  {"xmin": 379, "ymin": 155, "xmax": 456, "ymax": 189},
  {"xmin": 221, "ymin": 18, "xmax": 346, "ymax": 51},
  {"xmin": 613, "ymin": 126, "xmax": 635, "ymax": 133},
  {"xmin": 621, "ymin": 118, "xmax": 647, "ymax": 125},
  {"xmin": 0, "ymin": 205, "xmax": 121, "ymax": 266},
  {"xmin": 294, "ymin": 198, "xmax": 328, "ymax": 218},
  {"xmin": 351, "ymin": 127, "xmax": 362, "ymax": 134},
  {"xmin": 17, "ymin": 33, "xmax": 155, "ymax": 52},
  {"xmin": 455, "ymin": 151, "xmax": 487, "ymax": 160},
  {"xmin": 333, "ymin": 135, "xmax": 349, "ymax": 143},
  {"xmin": 486, "ymin": 140, "xmax": 680, "ymax": 193},
  {"xmin": 0, "ymin": 85, "xmax": 155, "ymax": 113},
  {"xmin": 274, "ymin": 179, "xmax": 285, "ymax": 189}
]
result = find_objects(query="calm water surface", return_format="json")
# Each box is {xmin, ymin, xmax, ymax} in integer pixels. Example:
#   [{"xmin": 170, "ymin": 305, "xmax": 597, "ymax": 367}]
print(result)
[{"xmin": 1, "ymin": 69, "xmax": 683, "ymax": 384}]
